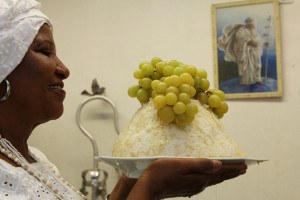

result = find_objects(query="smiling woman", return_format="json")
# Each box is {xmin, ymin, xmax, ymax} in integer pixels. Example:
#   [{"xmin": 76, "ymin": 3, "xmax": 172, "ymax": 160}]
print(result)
[
  {"xmin": 10, "ymin": 25, "xmax": 70, "ymax": 121},
  {"xmin": 0, "ymin": 0, "xmax": 247, "ymax": 199},
  {"xmin": 0, "ymin": 0, "xmax": 86, "ymax": 199}
]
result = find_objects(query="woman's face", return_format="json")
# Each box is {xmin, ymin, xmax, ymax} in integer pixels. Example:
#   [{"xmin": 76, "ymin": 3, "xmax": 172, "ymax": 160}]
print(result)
[{"xmin": 8, "ymin": 24, "xmax": 70, "ymax": 122}]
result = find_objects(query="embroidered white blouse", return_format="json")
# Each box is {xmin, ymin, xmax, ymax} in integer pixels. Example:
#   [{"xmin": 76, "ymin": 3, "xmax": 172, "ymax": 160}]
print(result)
[{"xmin": 0, "ymin": 147, "xmax": 84, "ymax": 200}]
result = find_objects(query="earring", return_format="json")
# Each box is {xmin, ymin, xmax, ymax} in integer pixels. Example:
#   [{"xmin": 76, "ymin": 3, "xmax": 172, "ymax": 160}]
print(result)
[{"xmin": 0, "ymin": 79, "xmax": 11, "ymax": 102}]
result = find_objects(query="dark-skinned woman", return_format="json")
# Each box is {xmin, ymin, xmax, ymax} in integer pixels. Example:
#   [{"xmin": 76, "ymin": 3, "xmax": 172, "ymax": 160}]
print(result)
[{"xmin": 0, "ymin": 0, "xmax": 247, "ymax": 199}]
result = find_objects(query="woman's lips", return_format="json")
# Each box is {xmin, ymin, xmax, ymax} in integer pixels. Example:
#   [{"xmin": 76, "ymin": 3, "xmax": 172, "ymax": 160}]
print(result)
[
  {"xmin": 48, "ymin": 82, "xmax": 66, "ymax": 98},
  {"xmin": 49, "ymin": 81, "xmax": 64, "ymax": 89},
  {"xmin": 48, "ymin": 85, "xmax": 63, "ymax": 89}
]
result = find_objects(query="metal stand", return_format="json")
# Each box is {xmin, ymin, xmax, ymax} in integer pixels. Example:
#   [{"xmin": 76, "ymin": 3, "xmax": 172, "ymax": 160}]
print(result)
[{"xmin": 76, "ymin": 95, "xmax": 120, "ymax": 200}]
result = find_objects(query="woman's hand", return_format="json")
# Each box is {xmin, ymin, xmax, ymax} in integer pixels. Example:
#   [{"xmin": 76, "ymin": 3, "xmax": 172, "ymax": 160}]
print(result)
[
  {"xmin": 127, "ymin": 158, "xmax": 247, "ymax": 200},
  {"xmin": 108, "ymin": 174, "xmax": 137, "ymax": 200}
]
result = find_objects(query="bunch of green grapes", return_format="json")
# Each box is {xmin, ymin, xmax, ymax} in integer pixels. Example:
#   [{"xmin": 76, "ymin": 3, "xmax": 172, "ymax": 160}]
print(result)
[{"xmin": 127, "ymin": 57, "xmax": 228, "ymax": 125}]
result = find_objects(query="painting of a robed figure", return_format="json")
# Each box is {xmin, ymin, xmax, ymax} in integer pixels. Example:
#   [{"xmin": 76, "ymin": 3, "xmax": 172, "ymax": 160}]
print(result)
[{"xmin": 212, "ymin": 0, "xmax": 282, "ymax": 99}]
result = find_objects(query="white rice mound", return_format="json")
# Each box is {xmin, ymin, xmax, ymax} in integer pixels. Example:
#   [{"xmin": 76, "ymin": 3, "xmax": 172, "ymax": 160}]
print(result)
[{"xmin": 112, "ymin": 100, "xmax": 245, "ymax": 157}]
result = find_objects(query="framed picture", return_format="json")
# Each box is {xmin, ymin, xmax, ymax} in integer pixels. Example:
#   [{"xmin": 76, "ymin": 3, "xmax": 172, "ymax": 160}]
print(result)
[{"xmin": 211, "ymin": 0, "xmax": 282, "ymax": 99}]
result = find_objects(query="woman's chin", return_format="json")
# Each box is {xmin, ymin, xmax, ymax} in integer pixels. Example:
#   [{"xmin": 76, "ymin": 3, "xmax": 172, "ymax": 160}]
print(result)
[{"xmin": 47, "ymin": 106, "xmax": 64, "ymax": 120}]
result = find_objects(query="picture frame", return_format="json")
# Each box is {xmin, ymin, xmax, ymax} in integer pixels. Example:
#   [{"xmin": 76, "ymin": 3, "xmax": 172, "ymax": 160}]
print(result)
[{"xmin": 211, "ymin": 0, "xmax": 282, "ymax": 99}]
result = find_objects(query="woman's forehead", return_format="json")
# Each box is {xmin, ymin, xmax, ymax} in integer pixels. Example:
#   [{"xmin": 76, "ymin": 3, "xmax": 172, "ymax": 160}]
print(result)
[{"xmin": 31, "ymin": 25, "xmax": 54, "ymax": 46}]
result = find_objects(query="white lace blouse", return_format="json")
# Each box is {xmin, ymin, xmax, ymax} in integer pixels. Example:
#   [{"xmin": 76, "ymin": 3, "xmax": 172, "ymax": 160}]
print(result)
[{"xmin": 0, "ymin": 147, "xmax": 84, "ymax": 200}]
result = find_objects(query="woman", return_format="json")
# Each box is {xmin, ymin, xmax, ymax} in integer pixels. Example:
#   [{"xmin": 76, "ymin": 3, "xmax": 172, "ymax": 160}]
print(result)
[{"xmin": 0, "ymin": 0, "xmax": 247, "ymax": 199}]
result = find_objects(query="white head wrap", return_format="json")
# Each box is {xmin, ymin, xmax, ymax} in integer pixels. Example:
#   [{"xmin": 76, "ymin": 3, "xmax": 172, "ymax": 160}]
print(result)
[{"xmin": 0, "ymin": 0, "xmax": 52, "ymax": 83}]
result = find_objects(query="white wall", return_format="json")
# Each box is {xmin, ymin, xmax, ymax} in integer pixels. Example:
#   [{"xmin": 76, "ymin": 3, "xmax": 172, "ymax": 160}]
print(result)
[{"xmin": 29, "ymin": 0, "xmax": 300, "ymax": 199}]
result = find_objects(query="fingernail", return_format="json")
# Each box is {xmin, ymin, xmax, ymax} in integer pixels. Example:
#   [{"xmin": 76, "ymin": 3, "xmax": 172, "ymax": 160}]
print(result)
[{"xmin": 212, "ymin": 160, "xmax": 222, "ymax": 170}]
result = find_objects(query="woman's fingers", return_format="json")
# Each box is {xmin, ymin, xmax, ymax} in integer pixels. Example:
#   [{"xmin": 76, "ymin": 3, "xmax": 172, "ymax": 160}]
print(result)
[
  {"xmin": 151, "ymin": 158, "xmax": 222, "ymax": 175},
  {"xmin": 207, "ymin": 162, "xmax": 248, "ymax": 186},
  {"xmin": 129, "ymin": 158, "xmax": 248, "ymax": 200}
]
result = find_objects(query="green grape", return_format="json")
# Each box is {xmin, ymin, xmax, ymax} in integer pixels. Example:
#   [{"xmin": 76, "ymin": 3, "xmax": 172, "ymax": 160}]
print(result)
[
  {"xmin": 165, "ymin": 75, "xmax": 180, "ymax": 87},
  {"xmin": 157, "ymin": 106, "xmax": 175, "ymax": 124},
  {"xmin": 153, "ymin": 95, "xmax": 167, "ymax": 108},
  {"xmin": 171, "ymin": 75, "xmax": 181, "ymax": 87},
  {"xmin": 186, "ymin": 65, "xmax": 197, "ymax": 77},
  {"xmin": 148, "ymin": 88, "xmax": 153, "ymax": 98},
  {"xmin": 217, "ymin": 113, "xmax": 224, "ymax": 119},
  {"xmin": 185, "ymin": 114, "xmax": 195, "ymax": 123},
  {"xmin": 213, "ymin": 89, "xmax": 225, "ymax": 101},
  {"xmin": 141, "ymin": 63, "xmax": 154, "ymax": 77},
  {"xmin": 165, "ymin": 92, "xmax": 177, "ymax": 105},
  {"xmin": 179, "ymin": 73, "xmax": 194, "ymax": 86},
  {"xmin": 133, "ymin": 69, "xmax": 145, "ymax": 79},
  {"xmin": 177, "ymin": 61, "xmax": 184, "ymax": 66},
  {"xmin": 197, "ymin": 69, "xmax": 207, "ymax": 79},
  {"xmin": 151, "ymin": 80, "xmax": 161, "ymax": 91},
  {"xmin": 156, "ymin": 82, "xmax": 168, "ymax": 94},
  {"xmin": 206, "ymin": 89, "xmax": 215, "ymax": 96},
  {"xmin": 163, "ymin": 65, "xmax": 174, "ymax": 77},
  {"xmin": 131, "ymin": 58, "xmax": 228, "ymax": 123},
  {"xmin": 139, "ymin": 61, "xmax": 150, "ymax": 69},
  {"xmin": 138, "ymin": 79, "xmax": 143, "ymax": 87},
  {"xmin": 207, "ymin": 94, "xmax": 221, "ymax": 108},
  {"xmin": 139, "ymin": 77, "xmax": 152, "ymax": 89},
  {"xmin": 179, "ymin": 64, "xmax": 188, "ymax": 69},
  {"xmin": 151, "ymin": 72, "xmax": 162, "ymax": 80},
  {"xmin": 214, "ymin": 101, "xmax": 228, "ymax": 114},
  {"xmin": 197, "ymin": 92, "xmax": 208, "ymax": 105},
  {"xmin": 174, "ymin": 114, "xmax": 187, "ymax": 126},
  {"xmin": 199, "ymin": 78, "xmax": 210, "ymax": 91},
  {"xmin": 179, "ymin": 84, "xmax": 191, "ymax": 94},
  {"xmin": 205, "ymin": 90, "xmax": 214, "ymax": 99},
  {"xmin": 151, "ymin": 57, "xmax": 162, "ymax": 67},
  {"xmin": 155, "ymin": 62, "xmax": 166, "ymax": 74},
  {"xmin": 163, "ymin": 77, "xmax": 170, "ymax": 86},
  {"xmin": 189, "ymin": 87, "xmax": 196, "ymax": 97},
  {"xmin": 151, "ymin": 90, "xmax": 158, "ymax": 98},
  {"xmin": 127, "ymin": 85, "xmax": 140, "ymax": 98},
  {"xmin": 173, "ymin": 66, "xmax": 186, "ymax": 76},
  {"xmin": 185, "ymin": 103, "xmax": 198, "ymax": 116},
  {"xmin": 166, "ymin": 86, "xmax": 180, "ymax": 96},
  {"xmin": 173, "ymin": 102, "xmax": 186, "ymax": 114},
  {"xmin": 168, "ymin": 60, "xmax": 180, "ymax": 67},
  {"xmin": 178, "ymin": 93, "xmax": 191, "ymax": 104},
  {"xmin": 193, "ymin": 77, "xmax": 202, "ymax": 89},
  {"xmin": 136, "ymin": 88, "xmax": 149, "ymax": 104}
]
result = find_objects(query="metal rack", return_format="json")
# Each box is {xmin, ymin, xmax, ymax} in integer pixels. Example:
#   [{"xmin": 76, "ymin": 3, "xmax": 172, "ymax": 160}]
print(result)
[{"xmin": 76, "ymin": 95, "xmax": 120, "ymax": 200}]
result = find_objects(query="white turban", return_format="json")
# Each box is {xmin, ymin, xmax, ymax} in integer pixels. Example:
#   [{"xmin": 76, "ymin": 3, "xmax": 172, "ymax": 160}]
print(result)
[{"xmin": 0, "ymin": 0, "xmax": 52, "ymax": 83}]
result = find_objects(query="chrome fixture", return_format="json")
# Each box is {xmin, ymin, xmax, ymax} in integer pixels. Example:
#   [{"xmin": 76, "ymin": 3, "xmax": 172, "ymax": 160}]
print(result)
[{"xmin": 76, "ymin": 80, "xmax": 120, "ymax": 200}]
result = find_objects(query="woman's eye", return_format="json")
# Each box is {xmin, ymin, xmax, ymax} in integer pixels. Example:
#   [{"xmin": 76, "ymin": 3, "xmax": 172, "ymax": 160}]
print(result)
[{"xmin": 39, "ymin": 50, "xmax": 52, "ymax": 57}]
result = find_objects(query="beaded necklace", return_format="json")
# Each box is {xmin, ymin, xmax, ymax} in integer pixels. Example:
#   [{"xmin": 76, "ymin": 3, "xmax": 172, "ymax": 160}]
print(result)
[{"xmin": 0, "ymin": 136, "xmax": 88, "ymax": 200}]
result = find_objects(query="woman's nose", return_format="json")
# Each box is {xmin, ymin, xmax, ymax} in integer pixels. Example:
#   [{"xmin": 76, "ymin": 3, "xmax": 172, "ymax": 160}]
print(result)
[{"xmin": 55, "ymin": 59, "xmax": 70, "ymax": 79}]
